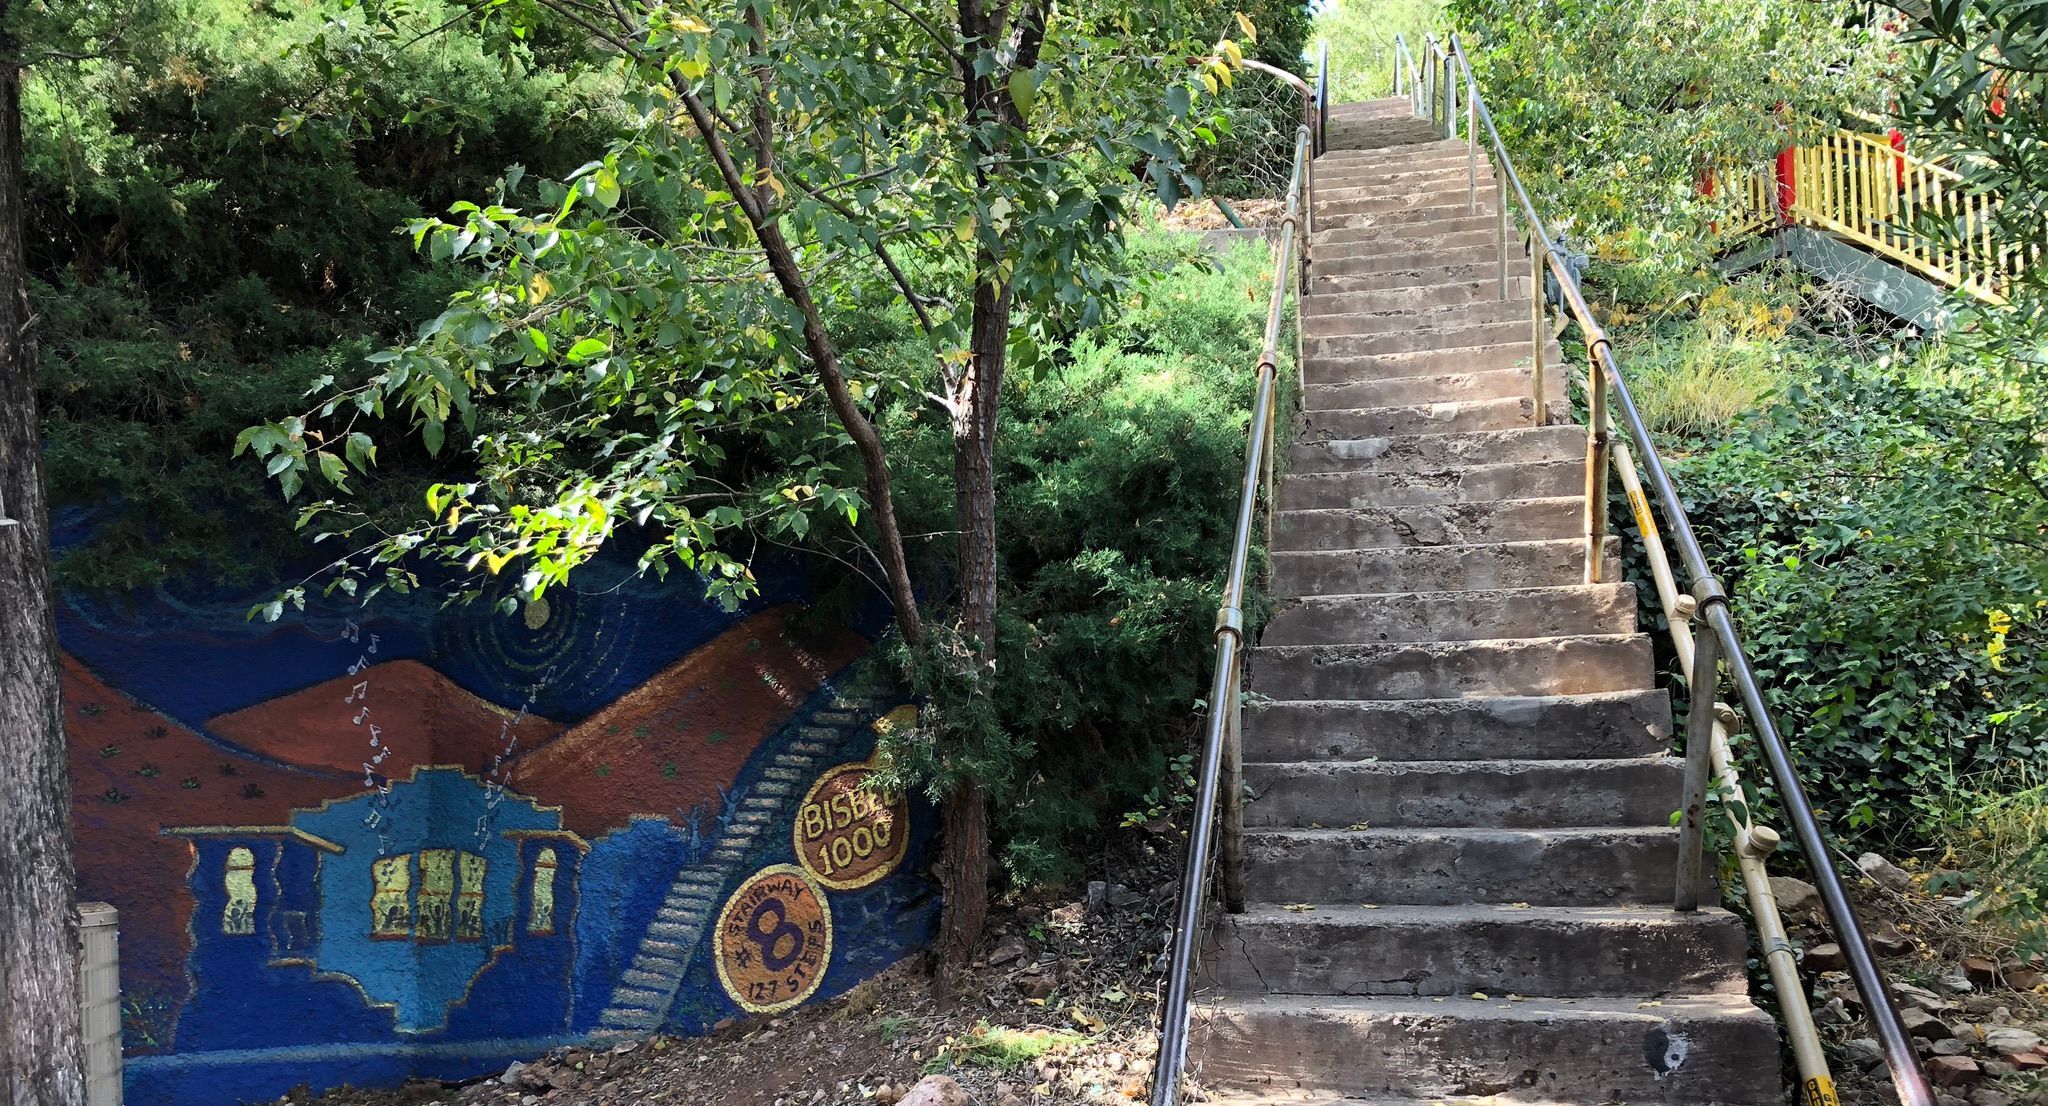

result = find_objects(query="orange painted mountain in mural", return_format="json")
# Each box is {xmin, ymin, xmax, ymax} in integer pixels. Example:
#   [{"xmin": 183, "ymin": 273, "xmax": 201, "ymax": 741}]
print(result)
[
  {"xmin": 512, "ymin": 604, "xmax": 869, "ymax": 839},
  {"xmin": 64, "ymin": 653, "xmax": 346, "ymax": 1033},
  {"xmin": 205, "ymin": 659, "xmax": 566, "ymax": 780}
]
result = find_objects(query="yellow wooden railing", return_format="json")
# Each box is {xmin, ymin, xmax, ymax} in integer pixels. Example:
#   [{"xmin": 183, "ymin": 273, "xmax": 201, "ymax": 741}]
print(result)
[{"xmin": 1717, "ymin": 128, "xmax": 2032, "ymax": 303}]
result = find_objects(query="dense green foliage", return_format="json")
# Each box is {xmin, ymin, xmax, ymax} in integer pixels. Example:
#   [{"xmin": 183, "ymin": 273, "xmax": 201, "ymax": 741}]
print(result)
[
  {"xmin": 28, "ymin": 0, "xmax": 620, "ymax": 590},
  {"xmin": 1447, "ymin": 0, "xmax": 1883, "ymax": 262},
  {"xmin": 1314, "ymin": 0, "xmax": 1443, "ymax": 104},
  {"xmin": 1419, "ymin": 0, "xmax": 2046, "ymax": 954},
  {"xmin": 881, "ymin": 236, "xmax": 1283, "ymax": 883}
]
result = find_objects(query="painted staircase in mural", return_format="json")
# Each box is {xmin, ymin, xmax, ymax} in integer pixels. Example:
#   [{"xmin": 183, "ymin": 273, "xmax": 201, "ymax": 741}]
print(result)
[{"xmin": 598, "ymin": 670, "xmax": 896, "ymax": 1031}]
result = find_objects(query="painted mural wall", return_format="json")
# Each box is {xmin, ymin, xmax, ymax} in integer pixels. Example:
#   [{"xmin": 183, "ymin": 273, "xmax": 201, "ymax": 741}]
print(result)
[{"xmin": 58, "ymin": 538, "xmax": 937, "ymax": 1106}]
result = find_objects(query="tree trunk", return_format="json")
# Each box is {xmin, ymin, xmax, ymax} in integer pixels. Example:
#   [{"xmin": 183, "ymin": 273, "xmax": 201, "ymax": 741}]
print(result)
[
  {"xmin": 0, "ymin": 20, "xmax": 88, "ymax": 1104},
  {"xmin": 932, "ymin": 279, "xmax": 1009, "ymax": 970}
]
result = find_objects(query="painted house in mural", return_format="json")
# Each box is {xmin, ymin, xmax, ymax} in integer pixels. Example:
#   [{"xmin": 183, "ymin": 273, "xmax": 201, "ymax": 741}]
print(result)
[{"xmin": 57, "ymin": 542, "xmax": 937, "ymax": 1106}]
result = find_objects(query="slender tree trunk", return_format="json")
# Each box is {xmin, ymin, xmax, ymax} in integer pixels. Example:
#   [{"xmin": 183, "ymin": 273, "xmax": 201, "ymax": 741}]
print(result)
[
  {"xmin": 932, "ymin": 279, "xmax": 1009, "ymax": 970},
  {"xmin": 0, "ymin": 21, "xmax": 88, "ymax": 1104}
]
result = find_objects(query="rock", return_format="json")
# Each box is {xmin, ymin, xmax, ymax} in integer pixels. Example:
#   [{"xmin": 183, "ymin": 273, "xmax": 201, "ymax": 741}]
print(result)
[
  {"xmin": 1929, "ymin": 1055, "xmax": 1982, "ymax": 1087},
  {"xmin": 1975, "ymin": 1090, "xmax": 2015, "ymax": 1106},
  {"xmin": 1986, "ymin": 1027, "xmax": 2045, "ymax": 1056},
  {"xmin": 1964, "ymin": 956, "xmax": 2001, "ymax": 988},
  {"xmin": 1904, "ymin": 1007, "xmax": 1956, "ymax": 1039},
  {"xmin": 1770, "ymin": 875, "xmax": 1823, "ymax": 918},
  {"xmin": 2006, "ymin": 967, "xmax": 2044, "ymax": 991},
  {"xmin": 1049, "ymin": 902, "xmax": 1086, "ymax": 926},
  {"xmin": 1085, "ymin": 881, "xmax": 1109, "ymax": 913},
  {"xmin": 1858, "ymin": 852, "xmax": 1914, "ymax": 892},
  {"xmin": 1015, "ymin": 972, "xmax": 1056, "ymax": 1000},
  {"xmin": 1813, "ymin": 997, "xmax": 1853, "ymax": 1027},
  {"xmin": 500, "ymin": 1062, "xmax": 526, "ymax": 1084},
  {"xmin": 987, "ymin": 941, "xmax": 1029, "ymax": 967},
  {"xmin": 1985, "ymin": 1060, "xmax": 2017, "ymax": 1077},
  {"xmin": 873, "ymin": 1084, "xmax": 904, "ymax": 1105},
  {"xmin": 2010, "ymin": 1052, "xmax": 2048, "ymax": 1072},
  {"xmin": 1955, "ymin": 1024, "xmax": 1986, "ymax": 1047},
  {"xmin": 1105, "ymin": 885, "xmax": 1143, "ymax": 910},
  {"xmin": 1869, "ymin": 921, "xmax": 1916, "ymax": 957},
  {"xmin": 1940, "ymin": 1094, "xmax": 1972, "ymax": 1106},
  {"xmin": 1805, "ymin": 943, "xmax": 1847, "ymax": 972},
  {"xmin": 1932, "ymin": 1039, "xmax": 1970, "ymax": 1056},
  {"xmin": 1898, "ymin": 982, "xmax": 1957, "ymax": 1014},
  {"xmin": 1843, "ymin": 1038, "xmax": 1885, "ymax": 1070},
  {"xmin": 1942, "ymin": 967, "xmax": 1978, "ymax": 994}
]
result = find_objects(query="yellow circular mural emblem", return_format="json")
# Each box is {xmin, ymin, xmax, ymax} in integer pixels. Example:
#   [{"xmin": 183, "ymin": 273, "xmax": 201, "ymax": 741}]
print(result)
[
  {"xmin": 713, "ymin": 865, "xmax": 833, "ymax": 1014},
  {"xmin": 794, "ymin": 707, "xmax": 915, "ymax": 891}
]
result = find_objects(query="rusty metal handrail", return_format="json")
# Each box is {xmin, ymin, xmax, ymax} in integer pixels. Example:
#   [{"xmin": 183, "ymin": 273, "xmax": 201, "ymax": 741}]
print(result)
[
  {"xmin": 1147, "ymin": 96, "xmax": 1317, "ymax": 1106},
  {"xmin": 1416, "ymin": 31, "xmax": 1937, "ymax": 1106}
]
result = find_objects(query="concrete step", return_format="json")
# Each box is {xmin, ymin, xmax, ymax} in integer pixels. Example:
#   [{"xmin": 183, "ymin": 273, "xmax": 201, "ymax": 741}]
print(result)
[
  {"xmin": 1277, "ymin": 460, "xmax": 1583, "ymax": 511},
  {"xmin": 1314, "ymin": 262, "xmax": 1519, "ymax": 294},
  {"xmin": 1324, "ymin": 121, "xmax": 1443, "ymax": 143},
  {"xmin": 1317, "ymin": 242, "xmax": 1508, "ymax": 276},
  {"xmin": 1271, "ymin": 538, "xmax": 1619, "ymax": 597},
  {"xmin": 1261, "ymin": 584, "xmax": 1634, "ymax": 645},
  {"xmin": 1315, "ymin": 138, "xmax": 1470, "ymax": 165},
  {"xmin": 1248, "ymin": 632, "xmax": 1650, "ymax": 700},
  {"xmin": 1305, "ymin": 278, "xmax": 1529, "ymax": 316},
  {"xmin": 1307, "ymin": 319, "xmax": 1530, "ymax": 360},
  {"xmin": 1303, "ymin": 342, "xmax": 1562, "ymax": 387},
  {"xmin": 1245, "ymin": 690, "xmax": 1670, "ymax": 764},
  {"xmin": 1321, "ymin": 226, "xmax": 1505, "ymax": 261},
  {"xmin": 1190, "ymin": 994, "xmax": 1778, "ymax": 1103},
  {"xmin": 1313, "ymin": 214, "xmax": 1507, "ymax": 248},
  {"xmin": 1274, "ymin": 497, "xmax": 1581, "ymax": 552},
  {"xmin": 1317, "ymin": 187, "xmax": 1504, "ymax": 219},
  {"xmin": 1316, "ymin": 153, "xmax": 1491, "ymax": 183},
  {"xmin": 1244, "ymin": 756, "xmax": 1683, "ymax": 829},
  {"xmin": 1305, "ymin": 299, "xmax": 1527, "ymax": 339},
  {"xmin": 1300, "ymin": 397, "xmax": 1541, "ymax": 440},
  {"xmin": 1204, "ymin": 903, "xmax": 1750, "ymax": 998},
  {"xmin": 1237, "ymin": 825, "xmax": 1704, "ymax": 906},
  {"xmin": 1304, "ymin": 365, "xmax": 1563, "ymax": 411},
  {"xmin": 1319, "ymin": 203, "xmax": 1502, "ymax": 231},
  {"xmin": 1315, "ymin": 171, "xmax": 1496, "ymax": 204},
  {"xmin": 1287, "ymin": 424, "xmax": 1583, "ymax": 474},
  {"xmin": 1326, "ymin": 100, "xmax": 1418, "ymax": 122}
]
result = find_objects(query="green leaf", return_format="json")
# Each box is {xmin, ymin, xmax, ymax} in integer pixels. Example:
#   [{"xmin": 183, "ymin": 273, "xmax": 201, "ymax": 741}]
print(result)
[
  {"xmin": 422, "ymin": 418, "xmax": 446, "ymax": 457},
  {"xmin": 317, "ymin": 451, "xmax": 347, "ymax": 488},
  {"xmin": 567, "ymin": 337, "xmax": 609, "ymax": 363},
  {"xmin": 1008, "ymin": 70, "xmax": 1039, "ymax": 118}
]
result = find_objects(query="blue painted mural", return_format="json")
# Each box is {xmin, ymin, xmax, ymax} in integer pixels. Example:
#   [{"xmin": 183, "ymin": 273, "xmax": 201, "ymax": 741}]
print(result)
[{"xmin": 61, "ymin": 553, "xmax": 937, "ymax": 1106}]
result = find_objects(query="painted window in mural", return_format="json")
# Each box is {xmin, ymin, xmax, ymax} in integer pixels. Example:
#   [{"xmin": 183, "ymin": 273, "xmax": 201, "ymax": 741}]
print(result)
[
  {"xmin": 456, "ymin": 853, "xmax": 487, "ymax": 940},
  {"xmin": 417, "ymin": 850, "xmax": 454, "ymax": 941},
  {"xmin": 371, "ymin": 854, "xmax": 414, "ymax": 938},
  {"xmin": 223, "ymin": 847, "xmax": 257, "ymax": 935},
  {"xmin": 529, "ymin": 847, "xmax": 557, "ymax": 935}
]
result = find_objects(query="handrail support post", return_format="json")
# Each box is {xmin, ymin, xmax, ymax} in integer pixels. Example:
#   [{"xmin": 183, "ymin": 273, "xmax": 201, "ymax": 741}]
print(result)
[
  {"xmin": 1583, "ymin": 338, "xmax": 1612, "ymax": 584},
  {"xmin": 1674, "ymin": 577, "xmax": 1725, "ymax": 912},
  {"xmin": 1530, "ymin": 235, "xmax": 1548, "ymax": 425}
]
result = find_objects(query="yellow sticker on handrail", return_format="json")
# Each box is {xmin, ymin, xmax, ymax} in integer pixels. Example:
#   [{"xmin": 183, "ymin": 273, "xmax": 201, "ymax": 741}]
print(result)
[{"xmin": 1804, "ymin": 1075, "xmax": 1841, "ymax": 1106}]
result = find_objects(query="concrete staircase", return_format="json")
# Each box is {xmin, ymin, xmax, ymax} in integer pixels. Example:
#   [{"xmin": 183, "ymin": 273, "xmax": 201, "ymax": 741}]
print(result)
[{"xmin": 1187, "ymin": 98, "xmax": 1780, "ymax": 1105}]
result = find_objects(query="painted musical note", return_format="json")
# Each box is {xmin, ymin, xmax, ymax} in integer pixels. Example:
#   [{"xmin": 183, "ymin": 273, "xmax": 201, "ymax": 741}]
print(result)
[{"xmin": 353, "ymin": 706, "xmax": 370, "ymax": 725}]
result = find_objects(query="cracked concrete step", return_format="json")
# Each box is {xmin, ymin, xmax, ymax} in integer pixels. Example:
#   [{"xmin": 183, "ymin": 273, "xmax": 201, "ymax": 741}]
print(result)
[
  {"xmin": 1203, "ymin": 904, "xmax": 1749, "ymax": 998},
  {"xmin": 1317, "ymin": 242, "xmax": 1513, "ymax": 276},
  {"xmin": 1189, "ymin": 994, "xmax": 1778, "ymax": 1104},
  {"xmin": 1319, "ymin": 202, "xmax": 1501, "ymax": 231},
  {"xmin": 1245, "ymin": 692, "xmax": 1671, "ymax": 763},
  {"xmin": 1327, "ymin": 101, "xmax": 1420, "ymax": 122},
  {"xmin": 1278, "ymin": 459, "xmax": 1583, "ymax": 510},
  {"xmin": 1271, "ymin": 536, "xmax": 1618, "ymax": 597},
  {"xmin": 1288, "ymin": 425, "xmax": 1583, "ymax": 474},
  {"xmin": 1300, "ymin": 397, "xmax": 1542, "ymax": 440},
  {"xmin": 1316, "ymin": 138, "xmax": 1475, "ymax": 165},
  {"xmin": 1320, "ymin": 227, "xmax": 1506, "ymax": 262},
  {"xmin": 1305, "ymin": 279, "xmax": 1531, "ymax": 317},
  {"xmin": 1273, "ymin": 497, "xmax": 1581, "ymax": 552},
  {"xmin": 1238, "ymin": 825, "xmax": 1705, "ymax": 906},
  {"xmin": 1316, "ymin": 172, "xmax": 1497, "ymax": 205},
  {"xmin": 1317, "ymin": 188, "xmax": 1504, "ymax": 220},
  {"xmin": 1315, "ymin": 263, "xmax": 1526, "ymax": 295},
  {"xmin": 1308, "ymin": 222, "xmax": 1512, "ymax": 258},
  {"xmin": 1302, "ymin": 342, "xmax": 1562, "ymax": 387},
  {"xmin": 1205, "ymin": 1097, "xmax": 1645, "ymax": 1106},
  {"xmin": 1261, "ymin": 584, "xmax": 1634, "ymax": 646},
  {"xmin": 1307, "ymin": 319, "xmax": 1532, "ymax": 360},
  {"xmin": 1305, "ymin": 365, "xmax": 1565, "ymax": 411},
  {"xmin": 1317, "ymin": 150, "xmax": 1493, "ymax": 177},
  {"xmin": 1324, "ymin": 120, "xmax": 1443, "ymax": 141},
  {"xmin": 1306, "ymin": 299, "xmax": 1527, "ymax": 339},
  {"xmin": 1248, "ymin": 633, "xmax": 1650, "ymax": 700},
  {"xmin": 1244, "ymin": 756, "xmax": 1684, "ymax": 829}
]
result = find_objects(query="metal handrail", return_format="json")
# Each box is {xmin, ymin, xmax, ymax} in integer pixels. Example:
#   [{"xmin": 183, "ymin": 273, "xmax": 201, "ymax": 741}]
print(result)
[
  {"xmin": 1147, "ymin": 72, "xmax": 1321, "ymax": 1106},
  {"xmin": 1422, "ymin": 32, "xmax": 1937, "ymax": 1106}
]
